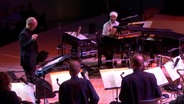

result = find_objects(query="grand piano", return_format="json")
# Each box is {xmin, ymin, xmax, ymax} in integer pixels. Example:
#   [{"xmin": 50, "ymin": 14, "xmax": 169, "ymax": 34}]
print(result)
[{"xmin": 113, "ymin": 21, "xmax": 184, "ymax": 57}]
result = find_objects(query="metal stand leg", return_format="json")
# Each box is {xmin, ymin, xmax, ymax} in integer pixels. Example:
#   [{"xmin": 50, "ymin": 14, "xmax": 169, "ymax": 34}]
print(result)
[{"xmin": 115, "ymin": 88, "xmax": 119, "ymax": 102}]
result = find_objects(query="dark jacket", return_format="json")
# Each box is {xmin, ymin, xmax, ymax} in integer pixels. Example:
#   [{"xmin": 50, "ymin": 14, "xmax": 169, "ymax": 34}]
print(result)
[
  {"xmin": 59, "ymin": 76, "xmax": 99, "ymax": 104},
  {"xmin": 119, "ymin": 69, "xmax": 162, "ymax": 104},
  {"xmin": 0, "ymin": 90, "xmax": 21, "ymax": 104},
  {"xmin": 19, "ymin": 28, "xmax": 38, "ymax": 69}
]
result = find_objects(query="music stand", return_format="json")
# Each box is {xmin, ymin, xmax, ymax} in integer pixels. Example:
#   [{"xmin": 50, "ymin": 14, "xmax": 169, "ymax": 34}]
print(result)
[
  {"xmin": 11, "ymin": 82, "xmax": 36, "ymax": 103},
  {"xmin": 144, "ymin": 67, "xmax": 169, "ymax": 87},
  {"xmin": 34, "ymin": 76, "xmax": 56, "ymax": 104},
  {"xmin": 49, "ymin": 71, "xmax": 84, "ymax": 92},
  {"xmin": 163, "ymin": 55, "xmax": 184, "ymax": 97},
  {"xmin": 100, "ymin": 67, "xmax": 168, "ymax": 103},
  {"xmin": 100, "ymin": 68, "xmax": 133, "ymax": 102},
  {"xmin": 179, "ymin": 38, "xmax": 184, "ymax": 59},
  {"xmin": 35, "ymin": 54, "xmax": 71, "ymax": 104}
]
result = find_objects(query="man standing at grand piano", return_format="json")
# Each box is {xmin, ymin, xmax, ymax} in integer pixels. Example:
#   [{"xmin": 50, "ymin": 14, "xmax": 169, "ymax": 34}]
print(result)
[
  {"xmin": 101, "ymin": 11, "xmax": 119, "ymax": 68},
  {"xmin": 19, "ymin": 17, "xmax": 38, "ymax": 83}
]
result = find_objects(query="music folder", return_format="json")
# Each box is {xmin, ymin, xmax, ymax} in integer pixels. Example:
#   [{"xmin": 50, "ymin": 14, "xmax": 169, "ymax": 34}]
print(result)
[
  {"xmin": 100, "ymin": 68, "xmax": 133, "ymax": 90},
  {"xmin": 164, "ymin": 55, "xmax": 184, "ymax": 81},
  {"xmin": 11, "ymin": 83, "xmax": 36, "ymax": 103},
  {"xmin": 100, "ymin": 67, "xmax": 168, "ymax": 90},
  {"xmin": 49, "ymin": 71, "xmax": 86, "ymax": 92},
  {"xmin": 144, "ymin": 67, "xmax": 169, "ymax": 86}
]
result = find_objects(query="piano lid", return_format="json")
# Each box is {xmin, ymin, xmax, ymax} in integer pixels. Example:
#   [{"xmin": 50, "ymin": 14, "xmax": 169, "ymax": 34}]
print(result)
[
  {"xmin": 116, "ymin": 16, "xmax": 184, "ymax": 40},
  {"xmin": 147, "ymin": 14, "xmax": 184, "ymax": 35}
]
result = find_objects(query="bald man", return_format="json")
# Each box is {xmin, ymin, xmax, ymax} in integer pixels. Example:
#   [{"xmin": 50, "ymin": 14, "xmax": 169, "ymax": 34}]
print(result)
[
  {"xmin": 119, "ymin": 54, "xmax": 161, "ymax": 104},
  {"xmin": 19, "ymin": 17, "xmax": 38, "ymax": 83},
  {"xmin": 59, "ymin": 60, "xmax": 99, "ymax": 104}
]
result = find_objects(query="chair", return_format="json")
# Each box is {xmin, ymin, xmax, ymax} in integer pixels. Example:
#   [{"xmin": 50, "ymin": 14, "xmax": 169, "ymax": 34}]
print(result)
[{"xmin": 138, "ymin": 98, "xmax": 159, "ymax": 104}]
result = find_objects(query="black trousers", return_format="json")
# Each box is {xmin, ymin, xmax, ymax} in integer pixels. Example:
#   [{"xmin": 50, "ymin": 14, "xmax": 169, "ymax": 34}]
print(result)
[
  {"xmin": 100, "ymin": 36, "xmax": 115, "ymax": 67},
  {"xmin": 22, "ymin": 65, "xmax": 36, "ymax": 84}
]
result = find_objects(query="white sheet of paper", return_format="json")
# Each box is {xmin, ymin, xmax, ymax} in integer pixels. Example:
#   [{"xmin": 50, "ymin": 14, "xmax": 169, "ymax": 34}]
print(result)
[
  {"xmin": 49, "ymin": 71, "xmax": 84, "ymax": 92},
  {"xmin": 163, "ymin": 56, "xmax": 184, "ymax": 81},
  {"xmin": 130, "ymin": 21, "xmax": 153, "ymax": 28},
  {"xmin": 100, "ymin": 67, "xmax": 169, "ymax": 89},
  {"xmin": 100, "ymin": 68, "xmax": 133, "ymax": 89},
  {"xmin": 144, "ymin": 67, "xmax": 168, "ymax": 86},
  {"xmin": 11, "ymin": 83, "xmax": 35, "ymax": 103}
]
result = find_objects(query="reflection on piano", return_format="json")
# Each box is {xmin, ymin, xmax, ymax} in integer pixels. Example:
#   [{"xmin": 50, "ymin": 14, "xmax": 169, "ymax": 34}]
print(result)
[{"xmin": 114, "ymin": 31, "xmax": 141, "ymax": 39}]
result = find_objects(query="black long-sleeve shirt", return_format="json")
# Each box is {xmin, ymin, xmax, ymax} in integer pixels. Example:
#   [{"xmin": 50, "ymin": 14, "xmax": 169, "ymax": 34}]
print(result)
[
  {"xmin": 59, "ymin": 76, "xmax": 99, "ymax": 104},
  {"xmin": 0, "ymin": 90, "xmax": 21, "ymax": 104}
]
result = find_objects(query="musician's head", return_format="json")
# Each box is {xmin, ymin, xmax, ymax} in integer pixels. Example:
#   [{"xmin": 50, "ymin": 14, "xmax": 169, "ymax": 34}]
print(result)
[
  {"xmin": 130, "ymin": 53, "xmax": 144, "ymax": 70},
  {"xmin": 0, "ymin": 71, "xmax": 12, "ymax": 91},
  {"xmin": 69, "ymin": 60, "xmax": 81, "ymax": 76},
  {"xmin": 109, "ymin": 11, "xmax": 118, "ymax": 23},
  {"xmin": 26, "ymin": 17, "xmax": 38, "ymax": 31}
]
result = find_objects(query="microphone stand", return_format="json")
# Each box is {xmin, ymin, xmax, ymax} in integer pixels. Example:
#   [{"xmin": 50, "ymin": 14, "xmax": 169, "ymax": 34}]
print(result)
[
  {"xmin": 57, "ymin": 23, "xmax": 64, "ymax": 56},
  {"xmin": 42, "ymin": 75, "xmax": 48, "ymax": 104}
]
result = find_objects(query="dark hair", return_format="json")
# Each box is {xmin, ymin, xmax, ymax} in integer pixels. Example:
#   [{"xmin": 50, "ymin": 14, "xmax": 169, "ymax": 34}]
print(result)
[
  {"xmin": 0, "ymin": 72, "xmax": 12, "ymax": 91},
  {"xmin": 69, "ymin": 60, "xmax": 81, "ymax": 76}
]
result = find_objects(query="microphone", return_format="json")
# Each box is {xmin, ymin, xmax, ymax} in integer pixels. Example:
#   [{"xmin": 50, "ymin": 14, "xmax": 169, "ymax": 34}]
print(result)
[
  {"xmin": 76, "ymin": 26, "xmax": 81, "ymax": 37},
  {"xmin": 173, "ymin": 58, "xmax": 180, "ymax": 69},
  {"xmin": 121, "ymin": 15, "xmax": 138, "ymax": 21},
  {"xmin": 81, "ymin": 71, "xmax": 86, "ymax": 79},
  {"xmin": 56, "ymin": 78, "xmax": 61, "ymax": 86},
  {"xmin": 19, "ymin": 77, "xmax": 28, "ymax": 85},
  {"xmin": 120, "ymin": 72, "xmax": 124, "ymax": 78},
  {"xmin": 168, "ymin": 47, "xmax": 180, "ymax": 53}
]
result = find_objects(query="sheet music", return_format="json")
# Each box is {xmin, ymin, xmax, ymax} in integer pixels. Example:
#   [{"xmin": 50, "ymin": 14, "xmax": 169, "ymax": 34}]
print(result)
[
  {"xmin": 164, "ymin": 56, "xmax": 184, "ymax": 81},
  {"xmin": 100, "ymin": 68, "xmax": 133, "ymax": 90},
  {"xmin": 144, "ymin": 67, "xmax": 168, "ymax": 86},
  {"xmin": 65, "ymin": 32, "xmax": 88, "ymax": 40},
  {"xmin": 49, "ymin": 71, "xmax": 84, "ymax": 92},
  {"xmin": 130, "ymin": 21, "xmax": 153, "ymax": 28},
  {"xmin": 11, "ymin": 83, "xmax": 35, "ymax": 103},
  {"xmin": 100, "ymin": 67, "xmax": 168, "ymax": 90}
]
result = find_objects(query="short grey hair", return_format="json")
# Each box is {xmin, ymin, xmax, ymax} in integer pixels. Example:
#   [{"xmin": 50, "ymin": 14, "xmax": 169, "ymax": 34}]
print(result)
[{"xmin": 26, "ymin": 17, "xmax": 37, "ymax": 25}]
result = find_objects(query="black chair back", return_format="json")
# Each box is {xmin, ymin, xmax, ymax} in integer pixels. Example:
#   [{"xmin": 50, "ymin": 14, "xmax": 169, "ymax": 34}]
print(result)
[{"xmin": 138, "ymin": 98, "xmax": 159, "ymax": 104}]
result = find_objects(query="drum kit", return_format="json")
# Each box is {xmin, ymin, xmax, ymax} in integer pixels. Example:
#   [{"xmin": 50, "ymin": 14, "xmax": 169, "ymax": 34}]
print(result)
[{"xmin": 145, "ymin": 41, "xmax": 184, "ymax": 96}]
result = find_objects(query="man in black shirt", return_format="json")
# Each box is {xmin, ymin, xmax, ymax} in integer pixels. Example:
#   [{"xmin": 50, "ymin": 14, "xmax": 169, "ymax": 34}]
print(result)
[
  {"xmin": 119, "ymin": 54, "xmax": 162, "ymax": 104},
  {"xmin": 59, "ymin": 60, "xmax": 99, "ymax": 104}
]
